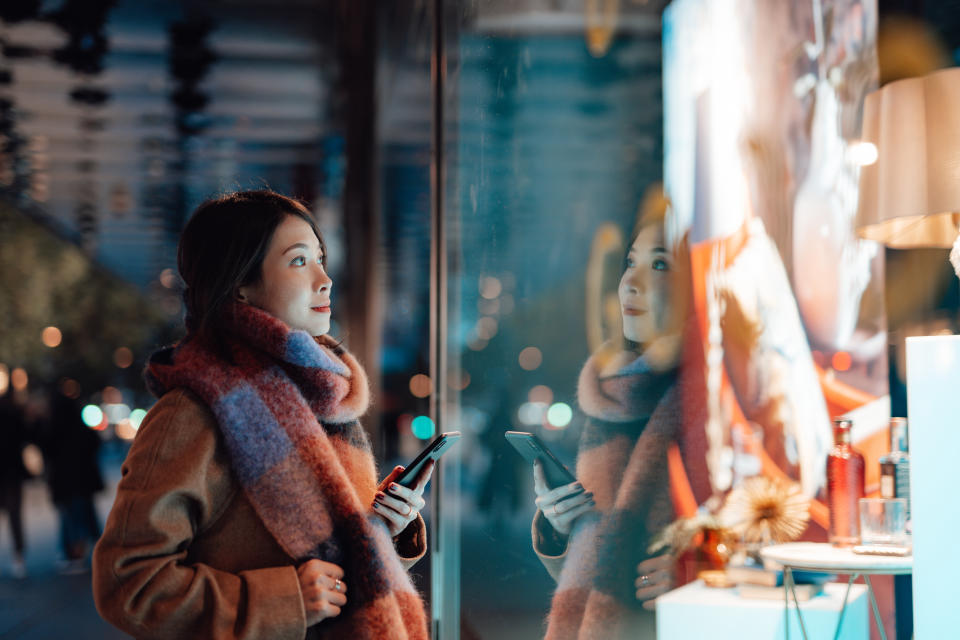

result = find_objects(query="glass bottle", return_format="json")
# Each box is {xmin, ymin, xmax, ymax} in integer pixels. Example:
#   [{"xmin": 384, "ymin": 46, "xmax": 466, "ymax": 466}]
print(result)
[
  {"xmin": 879, "ymin": 417, "xmax": 910, "ymax": 529},
  {"xmin": 827, "ymin": 418, "xmax": 865, "ymax": 546}
]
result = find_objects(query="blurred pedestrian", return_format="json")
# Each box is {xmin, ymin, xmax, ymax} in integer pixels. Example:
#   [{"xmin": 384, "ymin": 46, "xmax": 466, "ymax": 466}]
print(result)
[
  {"xmin": 40, "ymin": 391, "xmax": 104, "ymax": 572},
  {"xmin": 0, "ymin": 394, "xmax": 28, "ymax": 578}
]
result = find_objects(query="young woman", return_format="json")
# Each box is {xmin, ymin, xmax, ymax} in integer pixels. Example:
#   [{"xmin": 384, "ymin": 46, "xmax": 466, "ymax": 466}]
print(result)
[
  {"xmin": 531, "ymin": 192, "xmax": 693, "ymax": 639},
  {"xmin": 93, "ymin": 190, "xmax": 431, "ymax": 640}
]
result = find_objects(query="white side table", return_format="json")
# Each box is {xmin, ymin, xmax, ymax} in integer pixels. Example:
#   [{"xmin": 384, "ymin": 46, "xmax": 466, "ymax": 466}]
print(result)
[
  {"xmin": 656, "ymin": 579, "xmax": 868, "ymax": 640},
  {"xmin": 761, "ymin": 542, "xmax": 913, "ymax": 640}
]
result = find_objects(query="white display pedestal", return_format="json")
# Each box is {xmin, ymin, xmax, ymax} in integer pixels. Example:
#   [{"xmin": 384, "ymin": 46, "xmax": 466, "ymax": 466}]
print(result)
[
  {"xmin": 906, "ymin": 335, "xmax": 960, "ymax": 639},
  {"xmin": 656, "ymin": 580, "xmax": 868, "ymax": 640}
]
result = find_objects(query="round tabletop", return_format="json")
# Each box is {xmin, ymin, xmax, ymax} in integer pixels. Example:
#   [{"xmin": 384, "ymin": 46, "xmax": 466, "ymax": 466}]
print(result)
[{"xmin": 760, "ymin": 542, "xmax": 913, "ymax": 575}]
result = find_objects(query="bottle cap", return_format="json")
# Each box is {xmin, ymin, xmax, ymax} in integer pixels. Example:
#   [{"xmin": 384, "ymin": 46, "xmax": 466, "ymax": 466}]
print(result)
[
  {"xmin": 833, "ymin": 418, "xmax": 853, "ymax": 444},
  {"xmin": 889, "ymin": 417, "xmax": 908, "ymax": 452}
]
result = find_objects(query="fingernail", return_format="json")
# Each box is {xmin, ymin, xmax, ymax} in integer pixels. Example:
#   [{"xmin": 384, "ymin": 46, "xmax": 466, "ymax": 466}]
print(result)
[
  {"xmin": 389, "ymin": 483, "xmax": 399, "ymax": 492},
  {"xmin": 376, "ymin": 491, "xmax": 385, "ymax": 500},
  {"xmin": 372, "ymin": 502, "xmax": 381, "ymax": 509}
]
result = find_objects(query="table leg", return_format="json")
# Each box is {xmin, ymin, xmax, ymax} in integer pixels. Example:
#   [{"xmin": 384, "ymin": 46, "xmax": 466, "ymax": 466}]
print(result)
[
  {"xmin": 785, "ymin": 567, "xmax": 790, "ymax": 640},
  {"xmin": 832, "ymin": 574, "xmax": 857, "ymax": 640},
  {"xmin": 785, "ymin": 567, "xmax": 810, "ymax": 640},
  {"xmin": 863, "ymin": 575, "xmax": 888, "ymax": 640}
]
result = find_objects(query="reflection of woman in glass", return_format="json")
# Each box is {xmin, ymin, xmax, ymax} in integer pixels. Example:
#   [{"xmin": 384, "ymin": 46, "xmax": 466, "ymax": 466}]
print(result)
[
  {"xmin": 93, "ymin": 191, "xmax": 431, "ymax": 639},
  {"xmin": 531, "ymin": 194, "xmax": 691, "ymax": 638}
]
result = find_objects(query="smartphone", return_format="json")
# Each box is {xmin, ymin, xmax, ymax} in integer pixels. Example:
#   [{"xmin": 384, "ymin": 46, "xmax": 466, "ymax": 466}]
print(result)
[
  {"xmin": 504, "ymin": 431, "xmax": 577, "ymax": 489},
  {"xmin": 393, "ymin": 431, "xmax": 462, "ymax": 488}
]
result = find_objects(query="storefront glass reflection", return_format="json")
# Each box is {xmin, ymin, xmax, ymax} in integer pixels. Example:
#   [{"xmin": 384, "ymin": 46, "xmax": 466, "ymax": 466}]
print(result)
[{"xmin": 438, "ymin": 3, "xmax": 672, "ymax": 637}]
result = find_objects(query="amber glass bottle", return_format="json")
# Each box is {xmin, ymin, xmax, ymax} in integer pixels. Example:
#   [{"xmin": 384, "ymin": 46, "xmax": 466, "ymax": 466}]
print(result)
[{"xmin": 827, "ymin": 419, "xmax": 865, "ymax": 547}]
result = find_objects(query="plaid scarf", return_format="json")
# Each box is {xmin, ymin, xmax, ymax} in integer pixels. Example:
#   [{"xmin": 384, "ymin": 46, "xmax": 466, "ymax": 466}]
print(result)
[
  {"xmin": 145, "ymin": 303, "xmax": 428, "ymax": 639},
  {"xmin": 545, "ymin": 347, "xmax": 678, "ymax": 640}
]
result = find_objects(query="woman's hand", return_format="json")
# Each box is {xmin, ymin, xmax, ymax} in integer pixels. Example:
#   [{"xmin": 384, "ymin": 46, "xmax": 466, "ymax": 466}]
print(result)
[
  {"xmin": 372, "ymin": 460, "xmax": 434, "ymax": 537},
  {"xmin": 635, "ymin": 553, "xmax": 675, "ymax": 610},
  {"xmin": 297, "ymin": 559, "xmax": 347, "ymax": 626},
  {"xmin": 533, "ymin": 460, "xmax": 596, "ymax": 537}
]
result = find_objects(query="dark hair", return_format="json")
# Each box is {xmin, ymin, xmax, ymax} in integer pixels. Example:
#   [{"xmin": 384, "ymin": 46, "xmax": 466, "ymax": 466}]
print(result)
[{"xmin": 177, "ymin": 189, "xmax": 325, "ymax": 345}]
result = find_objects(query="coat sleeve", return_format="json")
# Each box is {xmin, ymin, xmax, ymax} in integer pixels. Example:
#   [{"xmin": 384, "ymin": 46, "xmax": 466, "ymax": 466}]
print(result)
[
  {"xmin": 92, "ymin": 390, "xmax": 307, "ymax": 640},
  {"xmin": 394, "ymin": 514, "xmax": 427, "ymax": 570},
  {"xmin": 531, "ymin": 509, "xmax": 569, "ymax": 582}
]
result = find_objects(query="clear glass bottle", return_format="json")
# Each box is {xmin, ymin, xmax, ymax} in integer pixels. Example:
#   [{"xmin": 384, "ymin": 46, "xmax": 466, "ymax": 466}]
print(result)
[
  {"xmin": 827, "ymin": 418, "xmax": 865, "ymax": 546},
  {"xmin": 879, "ymin": 417, "xmax": 910, "ymax": 530}
]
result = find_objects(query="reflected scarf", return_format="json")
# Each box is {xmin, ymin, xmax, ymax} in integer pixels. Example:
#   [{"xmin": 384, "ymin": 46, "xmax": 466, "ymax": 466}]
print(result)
[
  {"xmin": 545, "ymin": 346, "xmax": 678, "ymax": 640},
  {"xmin": 145, "ymin": 303, "xmax": 428, "ymax": 639}
]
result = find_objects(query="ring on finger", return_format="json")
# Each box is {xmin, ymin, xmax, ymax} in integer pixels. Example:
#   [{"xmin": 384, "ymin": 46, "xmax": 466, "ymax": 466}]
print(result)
[
  {"xmin": 638, "ymin": 574, "xmax": 651, "ymax": 587},
  {"xmin": 334, "ymin": 578, "xmax": 343, "ymax": 592}
]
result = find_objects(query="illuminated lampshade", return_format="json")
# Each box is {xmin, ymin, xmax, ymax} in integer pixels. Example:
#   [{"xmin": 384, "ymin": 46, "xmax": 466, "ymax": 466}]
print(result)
[{"xmin": 856, "ymin": 67, "xmax": 960, "ymax": 247}]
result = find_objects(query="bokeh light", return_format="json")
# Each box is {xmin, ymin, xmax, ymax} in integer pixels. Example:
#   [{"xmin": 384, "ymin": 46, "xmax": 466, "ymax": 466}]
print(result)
[
  {"xmin": 116, "ymin": 419, "xmax": 137, "ymax": 440},
  {"xmin": 546, "ymin": 402, "xmax": 573, "ymax": 429},
  {"xmin": 102, "ymin": 386, "xmax": 123, "ymax": 404},
  {"xmin": 104, "ymin": 403, "xmax": 131, "ymax": 424},
  {"xmin": 475, "ymin": 317, "xmax": 498, "ymax": 340},
  {"xmin": 447, "ymin": 369, "xmax": 471, "ymax": 391},
  {"xmin": 467, "ymin": 334, "xmax": 488, "ymax": 351},
  {"xmin": 42, "ymin": 326, "xmax": 62, "ymax": 347},
  {"xmin": 411, "ymin": 415, "xmax": 436, "ymax": 440},
  {"xmin": 22, "ymin": 444, "xmax": 44, "ymax": 476},
  {"xmin": 479, "ymin": 276, "xmax": 502, "ymax": 299},
  {"xmin": 159, "ymin": 268, "xmax": 178, "ymax": 289},
  {"xmin": 409, "ymin": 374, "xmax": 433, "ymax": 398},
  {"xmin": 500, "ymin": 294, "xmax": 515, "ymax": 315},
  {"xmin": 82, "ymin": 404, "xmax": 104, "ymax": 429},
  {"xmin": 518, "ymin": 346, "xmax": 543, "ymax": 370},
  {"xmin": 114, "ymin": 347, "xmax": 134, "ymax": 369},
  {"xmin": 832, "ymin": 351, "xmax": 852, "ymax": 372},
  {"xmin": 0, "ymin": 364, "xmax": 8, "ymax": 395},
  {"xmin": 11, "ymin": 368, "xmax": 28, "ymax": 391},
  {"xmin": 129, "ymin": 408, "xmax": 148, "ymax": 429},
  {"xmin": 528, "ymin": 385, "xmax": 553, "ymax": 404},
  {"xmin": 518, "ymin": 402, "xmax": 547, "ymax": 425}
]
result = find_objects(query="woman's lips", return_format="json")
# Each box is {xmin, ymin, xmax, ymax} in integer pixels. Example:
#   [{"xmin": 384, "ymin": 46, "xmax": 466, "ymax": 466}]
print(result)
[
  {"xmin": 311, "ymin": 306, "xmax": 331, "ymax": 313},
  {"xmin": 622, "ymin": 307, "xmax": 646, "ymax": 316}
]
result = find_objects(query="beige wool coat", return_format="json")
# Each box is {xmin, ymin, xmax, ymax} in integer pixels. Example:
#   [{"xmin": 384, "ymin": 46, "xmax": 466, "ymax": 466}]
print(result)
[{"xmin": 92, "ymin": 389, "xmax": 426, "ymax": 640}]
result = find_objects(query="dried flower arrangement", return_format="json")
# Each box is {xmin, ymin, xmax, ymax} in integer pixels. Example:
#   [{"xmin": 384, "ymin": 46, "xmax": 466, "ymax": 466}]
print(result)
[
  {"xmin": 649, "ymin": 476, "xmax": 810, "ymax": 557},
  {"xmin": 720, "ymin": 476, "xmax": 810, "ymax": 545}
]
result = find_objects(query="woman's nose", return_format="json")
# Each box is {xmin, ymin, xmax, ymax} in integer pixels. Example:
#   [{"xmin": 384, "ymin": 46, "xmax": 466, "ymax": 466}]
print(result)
[
  {"xmin": 315, "ymin": 265, "xmax": 332, "ymax": 293},
  {"xmin": 624, "ymin": 269, "xmax": 646, "ymax": 294}
]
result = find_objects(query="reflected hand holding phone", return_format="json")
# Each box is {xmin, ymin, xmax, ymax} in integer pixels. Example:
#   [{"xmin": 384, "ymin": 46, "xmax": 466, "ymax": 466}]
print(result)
[{"xmin": 505, "ymin": 431, "xmax": 596, "ymax": 537}]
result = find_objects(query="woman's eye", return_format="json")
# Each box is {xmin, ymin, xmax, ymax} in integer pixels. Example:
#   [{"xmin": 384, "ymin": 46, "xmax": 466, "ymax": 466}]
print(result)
[
  {"xmin": 290, "ymin": 256, "xmax": 306, "ymax": 266},
  {"xmin": 317, "ymin": 255, "xmax": 324, "ymax": 265},
  {"xmin": 652, "ymin": 258, "xmax": 669, "ymax": 271},
  {"xmin": 625, "ymin": 257, "xmax": 635, "ymax": 269}
]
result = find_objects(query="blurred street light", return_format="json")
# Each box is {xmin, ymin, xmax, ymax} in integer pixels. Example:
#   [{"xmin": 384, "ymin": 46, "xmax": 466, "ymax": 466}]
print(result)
[{"xmin": 42, "ymin": 326, "xmax": 62, "ymax": 347}]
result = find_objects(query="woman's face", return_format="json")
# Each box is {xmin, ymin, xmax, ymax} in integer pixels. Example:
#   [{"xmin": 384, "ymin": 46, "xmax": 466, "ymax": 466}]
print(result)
[
  {"xmin": 618, "ymin": 224, "xmax": 673, "ymax": 344},
  {"xmin": 238, "ymin": 215, "xmax": 332, "ymax": 336}
]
